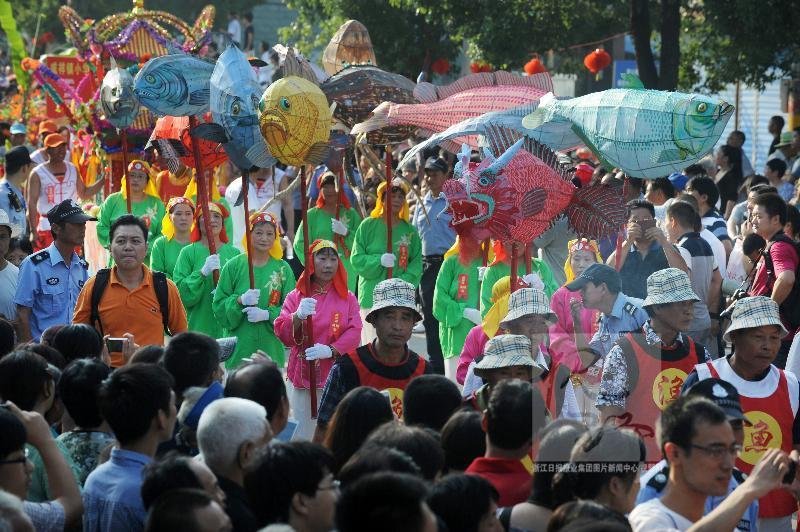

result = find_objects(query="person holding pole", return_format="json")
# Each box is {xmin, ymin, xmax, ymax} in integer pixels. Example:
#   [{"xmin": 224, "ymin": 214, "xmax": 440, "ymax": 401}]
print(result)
[
  {"xmin": 274, "ymin": 239, "xmax": 361, "ymax": 440},
  {"xmin": 213, "ymin": 212, "xmax": 295, "ymax": 369},
  {"xmin": 351, "ymin": 178, "xmax": 422, "ymax": 344}
]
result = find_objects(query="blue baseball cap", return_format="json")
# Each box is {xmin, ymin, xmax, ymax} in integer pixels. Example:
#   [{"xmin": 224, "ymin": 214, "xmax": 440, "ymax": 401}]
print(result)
[
  {"xmin": 668, "ymin": 172, "xmax": 688, "ymax": 191},
  {"xmin": 9, "ymin": 123, "xmax": 26, "ymax": 135}
]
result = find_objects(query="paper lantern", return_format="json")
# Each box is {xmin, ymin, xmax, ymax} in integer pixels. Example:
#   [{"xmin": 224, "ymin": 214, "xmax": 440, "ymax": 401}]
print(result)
[
  {"xmin": 583, "ymin": 48, "xmax": 611, "ymax": 77},
  {"xmin": 524, "ymin": 55, "xmax": 547, "ymax": 76},
  {"xmin": 431, "ymin": 58, "xmax": 450, "ymax": 75},
  {"xmin": 322, "ymin": 20, "xmax": 377, "ymax": 76},
  {"xmin": 470, "ymin": 61, "xmax": 493, "ymax": 73}
]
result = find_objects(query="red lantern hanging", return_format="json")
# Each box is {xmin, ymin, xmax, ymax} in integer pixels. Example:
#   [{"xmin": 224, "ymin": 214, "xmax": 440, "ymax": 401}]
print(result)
[
  {"xmin": 583, "ymin": 48, "xmax": 611, "ymax": 80},
  {"xmin": 431, "ymin": 57, "xmax": 450, "ymax": 75},
  {"xmin": 470, "ymin": 62, "xmax": 481, "ymax": 74},
  {"xmin": 470, "ymin": 60, "xmax": 493, "ymax": 73},
  {"xmin": 524, "ymin": 55, "xmax": 547, "ymax": 76}
]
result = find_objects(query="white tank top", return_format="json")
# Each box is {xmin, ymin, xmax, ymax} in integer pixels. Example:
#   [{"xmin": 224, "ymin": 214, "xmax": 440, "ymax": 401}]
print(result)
[{"xmin": 34, "ymin": 162, "xmax": 79, "ymax": 231}]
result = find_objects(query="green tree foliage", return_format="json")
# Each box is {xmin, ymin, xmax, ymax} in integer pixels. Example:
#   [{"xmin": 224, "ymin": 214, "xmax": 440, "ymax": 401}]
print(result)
[{"xmin": 280, "ymin": 0, "xmax": 460, "ymax": 79}]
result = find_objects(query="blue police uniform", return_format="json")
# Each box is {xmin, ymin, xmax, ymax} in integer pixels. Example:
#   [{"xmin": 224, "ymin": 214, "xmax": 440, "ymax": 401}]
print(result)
[
  {"xmin": 13, "ymin": 242, "xmax": 89, "ymax": 341},
  {"xmin": 589, "ymin": 292, "xmax": 649, "ymax": 357},
  {"xmin": 0, "ymin": 179, "xmax": 27, "ymax": 236}
]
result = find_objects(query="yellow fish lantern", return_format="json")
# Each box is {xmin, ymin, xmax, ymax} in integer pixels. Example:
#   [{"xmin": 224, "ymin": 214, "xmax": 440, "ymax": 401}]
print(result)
[{"xmin": 258, "ymin": 76, "xmax": 333, "ymax": 166}]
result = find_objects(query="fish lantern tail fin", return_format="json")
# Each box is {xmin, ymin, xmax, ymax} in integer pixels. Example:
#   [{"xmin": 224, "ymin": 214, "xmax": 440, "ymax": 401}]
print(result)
[
  {"xmin": 565, "ymin": 184, "xmax": 626, "ymax": 240},
  {"xmin": 351, "ymin": 101, "xmax": 391, "ymax": 135},
  {"xmin": 521, "ymin": 92, "xmax": 557, "ymax": 130}
]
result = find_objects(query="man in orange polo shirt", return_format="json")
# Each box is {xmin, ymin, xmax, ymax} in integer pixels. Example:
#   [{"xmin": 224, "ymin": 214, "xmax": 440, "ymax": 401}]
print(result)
[{"xmin": 73, "ymin": 214, "xmax": 187, "ymax": 366}]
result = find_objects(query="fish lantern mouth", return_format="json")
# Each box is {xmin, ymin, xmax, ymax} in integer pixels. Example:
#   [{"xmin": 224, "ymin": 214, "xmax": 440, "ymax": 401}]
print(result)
[
  {"xmin": 259, "ymin": 112, "xmax": 288, "ymax": 141},
  {"xmin": 448, "ymin": 199, "xmax": 487, "ymax": 225}
]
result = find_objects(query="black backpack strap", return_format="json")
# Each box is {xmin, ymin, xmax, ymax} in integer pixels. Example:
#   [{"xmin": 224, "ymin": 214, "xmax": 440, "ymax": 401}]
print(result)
[
  {"xmin": 498, "ymin": 506, "xmax": 513, "ymax": 531},
  {"xmin": 152, "ymin": 271, "xmax": 171, "ymax": 335},
  {"xmin": 90, "ymin": 269, "xmax": 111, "ymax": 337}
]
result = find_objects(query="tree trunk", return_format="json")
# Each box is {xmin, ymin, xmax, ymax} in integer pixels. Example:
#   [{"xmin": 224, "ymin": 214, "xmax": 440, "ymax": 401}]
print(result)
[
  {"xmin": 658, "ymin": 0, "xmax": 681, "ymax": 90},
  {"xmin": 630, "ymin": 0, "xmax": 659, "ymax": 89}
]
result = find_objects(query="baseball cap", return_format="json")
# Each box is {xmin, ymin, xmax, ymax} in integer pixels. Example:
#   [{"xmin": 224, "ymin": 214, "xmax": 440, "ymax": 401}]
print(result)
[
  {"xmin": 565, "ymin": 263, "xmax": 621, "ymax": 293},
  {"xmin": 9, "ymin": 123, "xmax": 26, "ymax": 135},
  {"xmin": 38, "ymin": 120, "xmax": 58, "ymax": 136},
  {"xmin": 424, "ymin": 156, "xmax": 448, "ymax": 173},
  {"xmin": 46, "ymin": 199, "xmax": 97, "ymax": 225},
  {"xmin": 668, "ymin": 172, "xmax": 689, "ymax": 191},
  {"xmin": 43, "ymin": 133, "xmax": 67, "ymax": 148},
  {"xmin": 683, "ymin": 378, "xmax": 751, "ymax": 425}
]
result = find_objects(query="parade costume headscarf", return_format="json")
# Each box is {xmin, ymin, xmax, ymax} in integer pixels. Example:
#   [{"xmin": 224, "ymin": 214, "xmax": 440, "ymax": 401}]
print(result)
[
  {"xmin": 296, "ymin": 239, "xmax": 349, "ymax": 299},
  {"xmin": 315, "ymin": 171, "xmax": 351, "ymax": 210},
  {"xmin": 244, "ymin": 212, "xmax": 283, "ymax": 259},
  {"xmin": 370, "ymin": 178, "xmax": 410, "ymax": 221},
  {"xmin": 444, "ymin": 236, "xmax": 495, "ymax": 266},
  {"xmin": 482, "ymin": 276, "xmax": 512, "ymax": 338},
  {"xmin": 160, "ymin": 196, "xmax": 196, "ymax": 240},
  {"xmin": 489, "ymin": 240, "xmax": 510, "ymax": 267},
  {"xmin": 563, "ymin": 238, "xmax": 602, "ymax": 284},
  {"xmin": 121, "ymin": 160, "xmax": 160, "ymax": 200},
  {"xmin": 183, "ymin": 174, "xmax": 222, "ymax": 202},
  {"xmin": 190, "ymin": 202, "xmax": 230, "ymax": 243}
]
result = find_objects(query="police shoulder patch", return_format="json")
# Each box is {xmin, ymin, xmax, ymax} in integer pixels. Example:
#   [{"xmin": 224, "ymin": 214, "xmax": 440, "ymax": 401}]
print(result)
[
  {"xmin": 79, "ymin": 257, "xmax": 89, "ymax": 269},
  {"xmin": 646, "ymin": 468, "xmax": 669, "ymax": 491},
  {"xmin": 30, "ymin": 250, "xmax": 50, "ymax": 265},
  {"xmin": 623, "ymin": 302, "xmax": 638, "ymax": 316}
]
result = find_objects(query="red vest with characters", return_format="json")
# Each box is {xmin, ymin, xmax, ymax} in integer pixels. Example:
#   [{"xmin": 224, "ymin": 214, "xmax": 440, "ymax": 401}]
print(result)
[
  {"xmin": 613, "ymin": 332, "xmax": 702, "ymax": 463},
  {"xmin": 700, "ymin": 361, "xmax": 798, "ymax": 518},
  {"xmin": 347, "ymin": 344, "xmax": 427, "ymax": 419}
]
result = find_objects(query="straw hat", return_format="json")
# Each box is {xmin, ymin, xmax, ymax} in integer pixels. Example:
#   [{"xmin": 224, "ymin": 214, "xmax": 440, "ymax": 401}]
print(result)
[
  {"xmin": 642, "ymin": 268, "xmax": 699, "ymax": 307},
  {"xmin": 723, "ymin": 296, "xmax": 788, "ymax": 342},
  {"xmin": 474, "ymin": 334, "xmax": 537, "ymax": 377},
  {"xmin": 366, "ymin": 278, "xmax": 422, "ymax": 323},
  {"xmin": 499, "ymin": 288, "xmax": 555, "ymax": 327}
]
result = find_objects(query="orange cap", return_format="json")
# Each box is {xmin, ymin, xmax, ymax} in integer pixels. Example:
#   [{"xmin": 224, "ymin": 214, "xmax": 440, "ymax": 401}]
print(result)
[
  {"xmin": 43, "ymin": 133, "xmax": 67, "ymax": 148},
  {"xmin": 39, "ymin": 120, "xmax": 58, "ymax": 136}
]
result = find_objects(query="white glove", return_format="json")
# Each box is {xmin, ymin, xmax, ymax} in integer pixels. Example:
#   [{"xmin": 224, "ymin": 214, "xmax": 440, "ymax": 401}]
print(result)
[
  {"xmin": 522, "ymin": 273, "xmax": 544, "ymax": 291},
  {"xmin": 381, "ymin": 253, "xmax": 396, "ymax": 268},
  {"xmin": 331, "ymin": 218, "xmax": 348, "ymax": 236},
  {"xmin": 240, "ymin": 288, "xmax": 261, "ymax": 306},
  {"xmin": 305, "ymin": 343, "xmax": 333, "ymax": 361},
  {"xmin": 478, "ymin": 266, "xmax": 487, "ymax": 282},
  {"xmin": 242, "ymin": 306, "xmax": 271, "ymax": 323},
  {"xmin": 295, "ymin": 297, "xmax": 317, "ymax": 320},
  {"xmin": 200, "ymin": 254, "xmax": 221, "ymax": 277},
  {"xmin": 463, "ymin": 307, "xmax": 482, "ymax": 325}
]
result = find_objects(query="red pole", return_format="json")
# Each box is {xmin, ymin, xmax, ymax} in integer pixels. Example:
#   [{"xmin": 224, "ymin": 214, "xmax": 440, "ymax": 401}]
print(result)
[
  {"xmin": 120, "ymin": 129, "xmax": 131, "ymax": 213},
  {"xmin": 385, "ymin": 149, "xmax": 393, "ymax": 278},
  {"xmin": 241, "ymin": 172, "xmax": 255, "ymax": 289},
  {"xmin": 188, "ymin": 116, "xmax": 219, "ymax": 285},
  {"xmin": 524, "ymin": 242, "xmax": 533, "ymax": 275},
  {"xmin": 614, "ymin": 177, "xmax": 630, "ymax": 271},
  {"xmin": 510, "ymin": 242, "xmax": 520, "ymax": 292},
  {"xmin": 300, "ymin": 166, "xmax": 318, "ymax": 418}
]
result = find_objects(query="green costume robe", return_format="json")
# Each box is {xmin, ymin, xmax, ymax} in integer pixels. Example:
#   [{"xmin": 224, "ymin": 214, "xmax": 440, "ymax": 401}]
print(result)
[
  {"xmin": 174, "ymin": 242, "xmax": 241, "ymax": 338},
  {"xmin": 350, "ymin": 217, "xmax": 422, "ymax": 308},
  {"xmin": 96, "ymin": 192, "xmax": 165, "ymax": 262},
  {"xmin": 150, "ymin": 236, "xmax": 190, "ymax": 279},
  {"xmin": 433, "ymin": 255, "xmax": 482, "ymax": 359},
  {"xmin": 480, "ymin": 258, "xmax": 558, "ymax": 316},
  {"xmin": 212, "ymin": 253, "xmax": 295, "ymax": 368},
  {"xmin": 294, "ymin": 206, "xmax": 362, "ymax": 292}
]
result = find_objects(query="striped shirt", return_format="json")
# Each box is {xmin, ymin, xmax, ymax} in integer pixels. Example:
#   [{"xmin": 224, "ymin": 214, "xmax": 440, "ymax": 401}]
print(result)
[{"xmin": 701, "ymin": 210, "xmax": 731, "ymax": 242}]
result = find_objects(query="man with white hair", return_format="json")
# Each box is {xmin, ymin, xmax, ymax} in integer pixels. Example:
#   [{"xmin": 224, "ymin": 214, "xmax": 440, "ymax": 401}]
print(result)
[{"xmin": 197, "ymin": 397, "xmax": 273, "ymax": 532}]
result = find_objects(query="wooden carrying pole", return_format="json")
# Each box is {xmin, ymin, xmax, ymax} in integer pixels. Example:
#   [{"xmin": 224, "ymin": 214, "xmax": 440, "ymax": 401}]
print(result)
[
  {"xmin": 188, "ymin": 116, "xmax": 219, "ymax": 285},
  {"xmin": 120, "ymin": 129, "xmax": 131, "ymax": 213},
  {"xmin": 384, "ymin": 149, "xmax": 393, "ymax": 278},
  {"xmin": 299, "ymin": 166, "xmax": 318, "ymax": 418}
]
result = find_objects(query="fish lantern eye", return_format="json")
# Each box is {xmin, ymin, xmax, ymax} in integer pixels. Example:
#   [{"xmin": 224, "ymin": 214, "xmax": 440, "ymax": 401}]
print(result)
[
  {"xmin": 280, "ymin": 97, "xmax": 291, "ymax": 111},
  {"xmin": 146, "ymin": 74, "xmax": 155, "ymax": 84},
  {"xmin": 232, "ymin": 101, "xmax": 241, "ymax": 115},
  {"xmin": 696, "ymin": 102, "xmax": 708, "ymax": 113},
  {"xmin": 112, "ymin": 87, "xmax": 118, "ymax": 96}
]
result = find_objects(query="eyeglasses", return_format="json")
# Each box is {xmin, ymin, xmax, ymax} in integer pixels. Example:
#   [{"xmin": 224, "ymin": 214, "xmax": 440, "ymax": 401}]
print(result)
[
  {"xmin": 0, "ymin": 448, "xmax": 29, "ymax": 465},
  {"xmin": 689, "ymin": 443, "xmax": 742, "ymax": 460},
  {"xmin": 318, "ymin": 479, "xmax": 340, "ymax": 493}
]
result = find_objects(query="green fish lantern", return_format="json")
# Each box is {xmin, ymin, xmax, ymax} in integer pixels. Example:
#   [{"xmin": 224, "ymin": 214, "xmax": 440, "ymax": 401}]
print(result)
[
  {"xmin": 521, "ymin": 75, "xmax": 734, "ymax": 179},
  {"xmin": 258, "ymin": 76, "xmax": 334, "ymax": 166}
]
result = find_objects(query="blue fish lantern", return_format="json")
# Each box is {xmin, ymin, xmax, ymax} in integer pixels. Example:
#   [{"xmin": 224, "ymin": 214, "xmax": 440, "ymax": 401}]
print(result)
[
  {"xmin": 134, "ymin": 54, "xmax": 213, "ymax": 117},
  {"xmin": 191, "ymin": 45, "xmax": 274, "ymax": 171},
  {"xmin": 521, "ymin": 76, "xmax": 734, "ymax": 178}
]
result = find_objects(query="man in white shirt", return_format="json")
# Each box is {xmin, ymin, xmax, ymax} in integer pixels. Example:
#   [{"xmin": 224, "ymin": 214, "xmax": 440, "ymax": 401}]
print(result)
[
  {"xmin": 629, "ymin": 395, "xmax": 791, "ymax": 532},
  {"xmin": 227, "ymin": 12, "xmax": 242, "ymax": 46}
]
